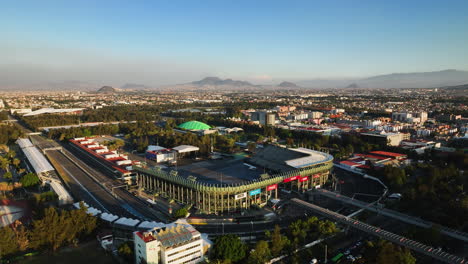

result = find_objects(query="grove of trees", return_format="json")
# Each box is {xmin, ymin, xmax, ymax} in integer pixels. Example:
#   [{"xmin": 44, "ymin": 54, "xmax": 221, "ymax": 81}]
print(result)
[{"xmin": 0, "ymin": 204, "xmax": 97, "ymax": 258}]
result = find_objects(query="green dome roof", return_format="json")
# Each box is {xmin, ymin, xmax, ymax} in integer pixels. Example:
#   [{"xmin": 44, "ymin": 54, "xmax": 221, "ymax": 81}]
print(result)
[{"xmin": 178, "ymin": 121, "xmax": 211, "ymax": 130}]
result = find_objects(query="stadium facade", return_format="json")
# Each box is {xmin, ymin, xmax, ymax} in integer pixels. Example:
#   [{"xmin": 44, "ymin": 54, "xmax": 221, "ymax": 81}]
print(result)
[{"xmin": 136, "ymin": 145, "xmax": 333, "ymax": 214}]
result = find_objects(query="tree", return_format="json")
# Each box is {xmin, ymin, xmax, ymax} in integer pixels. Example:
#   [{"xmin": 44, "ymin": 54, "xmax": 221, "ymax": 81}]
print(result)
[
  {"xmin": 173, "ymin": 207, "xmax": 188, "ymax": 218},
  {"xmin": 211, "ymin": 234, "xmax": 247, "ymax": 263},
  {"xmin": 11, "ymin": 220, "xmax": 29, "ymax": 251},
  {"xmin": 363, "ymin": 240, "xmax": 416, "ymax": 264},
  {"xmin": 118, "ymin": 241, "xmax": 134, "ymax": 262},
  {"xmin": 3, "ymin": 171, "xmax": 12, "ymax": 181},
  {"xmin": 20, "ymin": 172, "xmax": 40, "ymax": 188},
  {"xmin": 12, "ymin": 158, "xmax": 21, "ymax": 168},
  {"xmin": 247, "ymin": 240, "xmax": 271, "ymax": 264},
  {"xmin": 6, "ymin": 150, "xmax": 16, "ymax": 159},
  {"xmin": 0, "ymin": 156, "xmax": 10, "ymax": 171},
  {"xmin": 30, "ymin": 205, "xmax": 97, "ymax": 251},
  {"xmin": 268, "ymin": 225, "xmax": 289, "ymax": 256},
  {"xmin": 0, "ymin": 226, "xmax": 19, "ymax": 257},
  {"xmin": 317, "ymin": 220, "xmax": 338, "ymax": 237}
]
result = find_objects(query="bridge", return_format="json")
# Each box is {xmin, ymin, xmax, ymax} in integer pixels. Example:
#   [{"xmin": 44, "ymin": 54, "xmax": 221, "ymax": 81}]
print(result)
[
  {"xmin": 291, "ymin": 198, "xmax": 466, "ymax": 264},
  {"xmin": 313, "ymin": 188, "xmax": 468, "ymax": 243}
]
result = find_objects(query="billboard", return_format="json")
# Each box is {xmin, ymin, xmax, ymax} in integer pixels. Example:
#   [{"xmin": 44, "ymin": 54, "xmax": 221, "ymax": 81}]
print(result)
[
  {"xmin": 283, "ymin": 175, "xmax": 299, "ymax": 183},
  {"xmin": 299, "ymin": 176, "xmax": 309, "ymax": 182},
  {"xmin": 266, "ymin": 184, "xmax": 278, "ymax": 191},
  {"xmin": 235, "ymin": 192, "xmax": 247, "ymax": 200},
  {"xmin": 249, "ymin": 189, "xmax": 261, "ymax": 196}
]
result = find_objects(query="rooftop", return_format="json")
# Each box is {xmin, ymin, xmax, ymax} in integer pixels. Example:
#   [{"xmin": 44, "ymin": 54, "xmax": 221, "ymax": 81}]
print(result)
[
  {"xmin": 178, "ymin": 120, "xmax": 211, "ymax": 130},
  {"xmin": 248, "ymin": 145, "xmax": 333, "ymax": 173},
  {"xmin": 136, "ymin": 224, "xmax": 200, "ymax": 248},
  {"xmin": 23, "ymin": 107, "xmax": 84, "ymax": 116},
  {"xmin": 17, "ymin": 138, "xmax": 55, "ymax": 174}
]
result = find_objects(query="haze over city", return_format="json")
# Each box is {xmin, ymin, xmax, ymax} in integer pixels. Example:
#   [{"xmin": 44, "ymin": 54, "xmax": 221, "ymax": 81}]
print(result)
[{"xmin": 1, "ymin": 0, "xmax": 468, "ymax": 88}]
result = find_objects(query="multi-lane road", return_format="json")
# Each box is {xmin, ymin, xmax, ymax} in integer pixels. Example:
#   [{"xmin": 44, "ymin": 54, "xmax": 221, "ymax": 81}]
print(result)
[
  {"xmin": 314, "ymin": 188, "xmax": 468, "ymax": 243},
  {"xmin": 292, "ymin": 198, "xmax": 466, "ymax": 264}
]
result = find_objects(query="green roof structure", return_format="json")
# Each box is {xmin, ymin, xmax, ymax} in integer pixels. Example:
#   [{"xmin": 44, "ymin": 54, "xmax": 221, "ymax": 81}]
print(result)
[{"xmin": 178, "ymin": 120, "xmax": 211, "ymax": 130}]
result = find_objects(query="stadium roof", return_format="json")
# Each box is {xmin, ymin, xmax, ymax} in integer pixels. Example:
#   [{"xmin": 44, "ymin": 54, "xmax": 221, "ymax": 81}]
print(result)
[
  {"xmin": 249, "ymin": 145, "xmax": 333, "ymax": 172},
  {"xmin": 285, "ymin": 148, "xmax": 334, "ymax": 168},
  {"xmin": 178, "ymin": 120, "xmax": 211, "ymax": 130}
]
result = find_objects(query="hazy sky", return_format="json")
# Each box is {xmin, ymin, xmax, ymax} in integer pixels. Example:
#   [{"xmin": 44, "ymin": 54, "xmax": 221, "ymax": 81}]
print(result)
[{"xmin": 1, "ymin": 0, "xmax": 468, "ymax": 86}]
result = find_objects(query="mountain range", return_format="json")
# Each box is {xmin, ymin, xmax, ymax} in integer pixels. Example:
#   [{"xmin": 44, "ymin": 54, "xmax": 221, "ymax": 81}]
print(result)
[
  {"xmin": 192, "ymin": 77, "xmax": 254, "ymax": 87},
  {"xmin": 1, "ymin": 69, "xmax": 467, "ymax": 91},
  {"xmin": 296, "ymin": 69, "xmax": 468, "ymax": 89}
]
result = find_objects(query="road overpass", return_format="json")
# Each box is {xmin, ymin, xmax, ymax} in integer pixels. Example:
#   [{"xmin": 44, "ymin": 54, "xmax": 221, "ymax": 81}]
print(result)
[
  {"xmin": 291, "ymin": 198, "xmax": 466, "ymax": 264},
  {"xmin": 314, "ymin": 188, "xmax": 468, "ymax": 243}
]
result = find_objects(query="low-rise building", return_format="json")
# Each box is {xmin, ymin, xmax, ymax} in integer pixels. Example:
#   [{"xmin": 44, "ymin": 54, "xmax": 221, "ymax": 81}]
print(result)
[
  {"xmin": 360, "ymin": 131, "xmax": 410, "ymax": 146},
  {"xmin": 134, "ymin": 224, "xmax": 204, "ymax": 264}
]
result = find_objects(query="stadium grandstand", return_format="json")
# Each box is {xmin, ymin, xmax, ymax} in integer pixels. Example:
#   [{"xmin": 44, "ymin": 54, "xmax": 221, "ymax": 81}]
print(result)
[
  {"xmin": 69, "ymin": 137, "xmax": 141, "ymax": 178},
  {"xmin": 135, "ymin": 145, "xmax": 333, "ymax": 214}
]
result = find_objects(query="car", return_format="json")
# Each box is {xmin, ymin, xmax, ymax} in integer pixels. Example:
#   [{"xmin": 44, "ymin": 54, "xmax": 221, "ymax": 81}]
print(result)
[{"xmin": 344, "ymin": 250, "xmax": 351, "ymax": 255}]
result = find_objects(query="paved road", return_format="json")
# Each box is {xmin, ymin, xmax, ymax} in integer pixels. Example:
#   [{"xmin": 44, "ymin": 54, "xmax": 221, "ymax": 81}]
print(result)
[
  {"xmin": 292, "ymin": 198, "xmax": 466, "ymax": 264},
  {"xmin": 314, "ymin": 188, "xmax": 468, "ymax": 243},
  {"xmin": 62, "ymin": 142, "xmax": 168, "ymax": 222},
  {"xmin": 46, "ymin": 149, "xmax": 133, "ymax": 217}
]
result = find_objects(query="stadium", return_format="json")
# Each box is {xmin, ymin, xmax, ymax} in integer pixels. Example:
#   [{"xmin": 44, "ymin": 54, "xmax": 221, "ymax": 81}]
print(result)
[{"xmin": 136, "ymin": 144, "xmax": 333, "ymax": 214}]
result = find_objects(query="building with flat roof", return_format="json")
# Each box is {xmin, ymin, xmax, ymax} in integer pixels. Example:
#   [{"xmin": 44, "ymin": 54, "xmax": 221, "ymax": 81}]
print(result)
[
  {"xmin": 16, "ymin": 138, "xmax": 54, "ymax": 176},
  {"xmin": 360, "ymin": 131, "xmax": 410, "ymax": 146},
  {"xmin": 134, "ymin": 223, "xmax": 204, "ymax": 264},
  {"xmin": 23, "ymin": 108, "xmax": 84, "ymax": 116}
]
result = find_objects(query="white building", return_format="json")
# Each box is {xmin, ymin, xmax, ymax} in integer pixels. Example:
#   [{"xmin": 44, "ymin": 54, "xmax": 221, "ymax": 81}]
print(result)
[
  {"xmin": 392, "ymin": 112, "xmax": 412, "ymax": 122},
  {"xmin": 308, "ymin": 111, "xmax": 323, "ymax": 119},
  {"xmin": 134, "ymin": 224, "xmax": 204, "ymax": 264},
  {"xmin": 330, "ymin": 108, "xmax": 345, "ymax": 114}
]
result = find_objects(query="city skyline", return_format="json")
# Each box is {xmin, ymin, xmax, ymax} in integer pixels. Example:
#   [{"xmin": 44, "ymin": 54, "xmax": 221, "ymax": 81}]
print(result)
[{"xmin": 1, "ymin": 0, "xmax": 468, "ymax": 86}]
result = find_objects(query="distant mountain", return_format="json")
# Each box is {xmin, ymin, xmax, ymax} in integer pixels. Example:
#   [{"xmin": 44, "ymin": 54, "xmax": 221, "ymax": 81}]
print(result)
[
  {"xmin": 192, "ymin": 77, "xmax": 253, "ymax": 87},
  {"xmin": 278, "ymin": 81, "xmax": 298, "ymax": 88},
  {"xmin": 346, "ymin": 83, "xmax": 359, "ymax": 89},
  {"xmin": 96, "ymin": 86, "xmax": 118, "ymax": 94},
  {"xmin": 297, "ymin": 69, "xmax": 468, "ymax": 89},
  {"xmin": 357, "ymin": 69, "xmax": 468, "ymax": 89},
  {"xmin": 121, "ymin": 83, "xmax": 149, "ymax": 89},
  {"xmin": 440, "ymin": 83, "xmax": 468, "ymax": 90}
]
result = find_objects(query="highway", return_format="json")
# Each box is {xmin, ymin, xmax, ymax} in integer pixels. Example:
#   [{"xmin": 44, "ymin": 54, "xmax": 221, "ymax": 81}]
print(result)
[
  {"xmin": 314, "ymin": 188, "xmax": 468, "ymax": 243},
  {"xmin": 292, "ymin": 198, "xmax": 466, "ymax": 264}
]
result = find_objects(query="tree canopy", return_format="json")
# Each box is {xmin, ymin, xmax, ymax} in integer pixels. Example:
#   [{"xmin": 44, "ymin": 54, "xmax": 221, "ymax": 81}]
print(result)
[{"xmin": 211, "ymin": 234, "xmax": 247, "ymax": 263}]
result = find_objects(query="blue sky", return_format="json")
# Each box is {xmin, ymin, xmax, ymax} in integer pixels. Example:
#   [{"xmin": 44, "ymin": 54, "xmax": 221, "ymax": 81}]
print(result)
[{"xmin": 1, "ymin": 0, "xmax": 468, "ymax": 86}]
